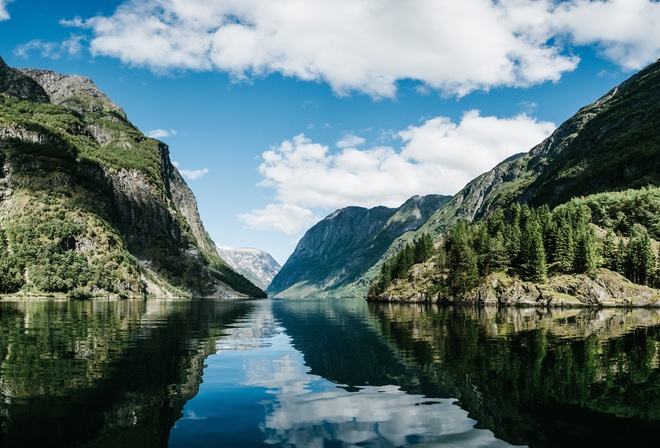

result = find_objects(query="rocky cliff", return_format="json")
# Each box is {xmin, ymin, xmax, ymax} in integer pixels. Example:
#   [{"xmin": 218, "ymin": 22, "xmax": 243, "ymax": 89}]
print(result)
[
  {"xmin": 0, "ymin": 56, "xmax": 265, "ymax": 298},
  {"xmin": 217, "ymin": 247, "xmax": 281, "ymax": 290},
  {"xmin": 267, "ymin": 194, "xmax": 451, "ymax": 298}
]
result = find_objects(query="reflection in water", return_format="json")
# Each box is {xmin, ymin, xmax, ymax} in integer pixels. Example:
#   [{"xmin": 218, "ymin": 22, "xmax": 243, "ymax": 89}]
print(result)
[
  {"xmin": 244, "ymin": 341, "xmax": 512, "ymax": 447},
  {"xmin": 2, "ymin": 297, "xmax": 660, "ymax": 447},
  {"xmin": 368, "ymin": 303, "xmax": 660, "ymax": 447},
  {"xmin": 0, "ymin": 298, "xmax": 251, "ymax": 448},
  {"xmin": 171, "ymin": 298, "xmax": 518, "ymax": 447}
]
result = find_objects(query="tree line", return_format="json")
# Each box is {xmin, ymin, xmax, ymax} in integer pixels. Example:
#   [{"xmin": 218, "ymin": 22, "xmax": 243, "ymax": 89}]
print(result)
[{"xmin": 369, "ymin": 200, "xmax": 659, "ymax": 299}]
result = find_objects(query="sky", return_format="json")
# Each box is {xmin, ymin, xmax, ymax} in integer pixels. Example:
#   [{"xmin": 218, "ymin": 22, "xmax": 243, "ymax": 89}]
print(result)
[{"xmin": 1, "ymin": 0, "xmax": 659, "ymax": 265}]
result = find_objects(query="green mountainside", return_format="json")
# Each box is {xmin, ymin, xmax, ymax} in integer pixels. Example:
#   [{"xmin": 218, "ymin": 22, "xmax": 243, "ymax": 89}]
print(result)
[
  {"xmin": 0, "ymin": 56, "xmax": 265, "ymax": 298},
  {"xmin": 271, "ymin": 58, "xmax": 660, "ymax": 300}
]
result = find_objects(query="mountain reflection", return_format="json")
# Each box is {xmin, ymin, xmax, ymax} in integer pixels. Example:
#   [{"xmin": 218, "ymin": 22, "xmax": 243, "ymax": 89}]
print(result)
[
  {"xmin": 5, "ymin": 297, "xmax": 660, "ymax": 447},
  {"xmin": 266, "ymin": 298, "xmax": 518, "ymax": 447},
  {"xmin": 0, "ymin": 298, "xmax": 252, "ymax": 448}
]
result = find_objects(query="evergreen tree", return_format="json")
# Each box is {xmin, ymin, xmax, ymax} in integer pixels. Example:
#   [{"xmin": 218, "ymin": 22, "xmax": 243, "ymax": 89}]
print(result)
[
  {"xmin": 488, "ymin": 231, "xmax": 510, "ymax": 271},
  {"xmin": 413, "ymin": 233, "xmax": 434, "ymax": 264},
  {"xmin": 445, "ymin": 220, "xmax": 479, "ymax": 296},
  {"xmin": 574, "ymin": 225, "xmax": 599, "ymax": 278},
  {"xmin": 521, "ymin": 216, "xmax": 547, "ymax": 282},
  {"xmin": 475, "ymin": 224, "xmax": 493, "ymax": 276},
  {"xmin": 554, "ymin": 222, "xmax": 575, "ymax": 273},
  {"xmin": 624, "ymin": 225, "xmax": 656, "ymax": 285},
  {"xmin": 600, "ymin": 229, "xmax": 619, "ymax": 270}
]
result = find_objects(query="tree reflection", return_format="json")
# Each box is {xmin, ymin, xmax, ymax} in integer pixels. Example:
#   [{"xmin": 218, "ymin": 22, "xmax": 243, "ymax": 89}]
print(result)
[
  {"xmin": 369, "ymin": 304, "xmax": 660, "ymax": 447},
  {"xmin": 0, "ymin": 298, "xmax": 251, "ymax": 448}
]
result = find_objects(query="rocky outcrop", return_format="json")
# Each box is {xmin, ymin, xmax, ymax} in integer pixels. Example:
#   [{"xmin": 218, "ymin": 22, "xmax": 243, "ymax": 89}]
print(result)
[
  {"xmin": 371, "ymin": 269, "xmax": 660, "ymax": 307},
  {"xmin": 0, "ymin": 56, "xmax": 50, "ymax": 103},
  {"xmin": 17, "ymin": 67, "xmax": 127, "ymax": 117}
]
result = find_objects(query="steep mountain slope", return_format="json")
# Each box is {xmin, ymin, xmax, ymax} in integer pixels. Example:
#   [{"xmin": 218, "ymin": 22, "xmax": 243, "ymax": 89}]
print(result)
[
  {"xmin": 0, "ymin": 56, "xmax": 265, "ymax": 298},
  {"xmin": 418, "ymin": 58, "xmax": 660, "ymax": 237},
  {"xmin": 217, "ymin": 247, "xmax": 281, "ymax": 290},
  {"xmin": 273, "ymin": 58, "xmax": 660, "ymax": 299},
  {"xmin": 268, "ymin": 195, "xmax": 451, "ymax": 298}
]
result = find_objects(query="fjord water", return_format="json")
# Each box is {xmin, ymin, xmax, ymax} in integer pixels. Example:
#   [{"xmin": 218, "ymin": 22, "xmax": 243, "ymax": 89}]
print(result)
[{"xmin": 1, "ymin": 299, "xmax": 660, "ymax": 447}]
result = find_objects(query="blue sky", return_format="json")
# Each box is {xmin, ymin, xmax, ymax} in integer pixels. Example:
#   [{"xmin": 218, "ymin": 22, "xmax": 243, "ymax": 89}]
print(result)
[{"xmin": 1, "ymin": 0, "xmax": 659, "ymax": 265}]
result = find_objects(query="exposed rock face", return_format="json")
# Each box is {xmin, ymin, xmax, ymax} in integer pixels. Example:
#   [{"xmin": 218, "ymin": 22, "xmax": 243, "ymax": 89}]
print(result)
[
  {"xmin": 371, "ymin": 268, "xmax": 660, "ymax": 307},
  {"xmin": 217, "ymin": 247, "xmax": 281, "ymax": 291},
  {"xmin": 18, "ymin": 68, "xmax": 127, "ymax": 117},
  {"xmin": 268, "ymin": 194, "xmax": 451, "ymax": 298},
  {"xmin": 0, "ymin": 58, "xmax": 264, "ymax": 298},
  {"xmin": 0, "ymin": 56, "xmax": 50, "ymax": 103}
]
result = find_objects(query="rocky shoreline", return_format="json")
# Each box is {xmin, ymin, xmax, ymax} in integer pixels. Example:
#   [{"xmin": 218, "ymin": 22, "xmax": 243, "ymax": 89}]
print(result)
[{"xmin": 369, "ymin": 268, "xmax": 660, "ymax": 308}]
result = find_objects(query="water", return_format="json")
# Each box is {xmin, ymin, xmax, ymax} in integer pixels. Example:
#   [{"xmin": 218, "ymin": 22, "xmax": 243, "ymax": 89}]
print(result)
[{"xmin": 1, "ymin": 298, "xmax": 660, "ymax": 447}]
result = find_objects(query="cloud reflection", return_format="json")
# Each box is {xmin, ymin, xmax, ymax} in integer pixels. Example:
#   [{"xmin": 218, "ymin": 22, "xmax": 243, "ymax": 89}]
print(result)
[{"xmin": 243, "ymin": 336, "xmax": 519, "ymax": 447}]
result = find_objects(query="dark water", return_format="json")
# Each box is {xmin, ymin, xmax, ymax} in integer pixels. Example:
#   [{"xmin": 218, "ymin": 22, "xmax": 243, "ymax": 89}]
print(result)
[{"xmin": 1, "ymin": 298, "xmax": 660, "ymax": 447}]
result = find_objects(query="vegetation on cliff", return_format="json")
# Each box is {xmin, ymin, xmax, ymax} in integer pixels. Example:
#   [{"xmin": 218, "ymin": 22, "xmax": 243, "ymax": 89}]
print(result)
[
  {"xmin": 0, "ymin": 57, "xmax": 265, "ymax": 298},
  {"xmin": 369, "ymin": 187, "xmax": 660, "ymax": 305}
]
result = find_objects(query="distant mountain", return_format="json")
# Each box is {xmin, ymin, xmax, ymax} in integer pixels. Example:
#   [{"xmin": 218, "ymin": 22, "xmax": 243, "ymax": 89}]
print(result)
[
  {"xmin": 0, "ymin": 56, "xmax": 265, "ymax": 298},
  {"xmin": 267, "ymin": 195, "xmax": 451, "ymax": 298},
  {"xmin": 217, "ymin": 247, "xmax": 281, "ymax": 290},
  {"xmin": 271, "ymin": 58, "xmax": 660, "ymax": 299}
]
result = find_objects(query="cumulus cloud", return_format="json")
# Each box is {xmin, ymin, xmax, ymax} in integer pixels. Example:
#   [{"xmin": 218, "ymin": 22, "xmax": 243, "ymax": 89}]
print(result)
[
  {"xmin": 238, "ymin": 203, "xmax": 319, "ymax": 236},
  {"xmin": 65, "ymin": 0, "xmax": 660, "ymax": 98},
  {"xmin": 336, "ymin": 134, "xmax": 366, "ymax": 149},
  {"xmin": 147, "ymin": 128, "xmax": 177, "ymax": 139},
  {"xmin": 240, "ymin": 112, "xmax": 555, "ymax": 234},
  {"xmin": 172, "ymin": 162, "xmax": 209, "ymax": 180},
  {"xmin": 553, "ymin": 0, "xmax": 660, "ymax": 70},
  {"xmin": 14, "ymin": 34, "xmax": 85, "ymax": 60},
  {"xmin": 0, "ymin": 0, "xmax": 10, "ymax": 21}
]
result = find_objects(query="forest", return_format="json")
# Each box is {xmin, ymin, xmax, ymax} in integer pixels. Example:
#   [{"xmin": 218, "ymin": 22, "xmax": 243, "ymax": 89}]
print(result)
[{"xmin": 368, "ymin": 187, "xmax": 660, "ymax": 299}]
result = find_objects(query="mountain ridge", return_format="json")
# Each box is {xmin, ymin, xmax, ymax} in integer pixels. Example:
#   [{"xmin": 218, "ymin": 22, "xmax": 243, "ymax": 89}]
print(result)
[
  {"xmin": 0, "ymin": 56, "xmax": 265, "ymax": 298},
  {"xmin": 271, "ymin": 58, "xmax": 660, "ymax": 298},
  {"xmin": 267, "ymin": 194, "xmax": 451, "ymax": 297}
]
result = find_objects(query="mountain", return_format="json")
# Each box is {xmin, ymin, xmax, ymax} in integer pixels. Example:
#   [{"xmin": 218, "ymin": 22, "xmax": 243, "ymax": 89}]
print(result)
[
  {"xmin": 217, "ymin": 247, "xmax": 281, "ymax": 290},
  {"xmin": 272, "ymin": 58, "xmax": 660, "ymax": 299},
  {"xmin": 267, "ymin": 194, "xmax": 451, "ymax": 297},
  {"xmin": 0, "ymin": 56, "xmax": 265, "ymax": 298}
]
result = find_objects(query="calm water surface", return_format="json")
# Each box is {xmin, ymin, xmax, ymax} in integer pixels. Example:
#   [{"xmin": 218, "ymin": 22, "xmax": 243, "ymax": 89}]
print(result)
[{"xmin": 1, "ymin": 297, "xmax": 660, "ymax": 447}]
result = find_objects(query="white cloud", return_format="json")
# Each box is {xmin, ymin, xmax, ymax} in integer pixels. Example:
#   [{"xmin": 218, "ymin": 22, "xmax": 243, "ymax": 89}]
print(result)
[
  {"xmin": 238, "ymin": 203, "xmax": 319, "ymax": 236},
  {"xmin": 14, "ymin": 34, "xmax": 85, "ymax": 60},
  {"xmin": 553, "ymin": 0, "xmax": 660, "ymax": 70},
  {"xmin": 172, "ymin": 162, "xmax": 209, "ymax": 180},
  {"xmin": 0, "ymin": 0, "xmax": 10, "ymax": 21},
  {"xmin": 243, "ymin": 112, "xmax": 554, "ymax": 234},
  {"xmin": 336, "ymin": 134, "xmax": 366, "ymax": 149},
  {"xmin": 66, "ymin": 0, "xmax": 660, "ymax": 98},
  {"xmin": 147, "ymin": 128, "xmax": 177, "ymax": 139}
]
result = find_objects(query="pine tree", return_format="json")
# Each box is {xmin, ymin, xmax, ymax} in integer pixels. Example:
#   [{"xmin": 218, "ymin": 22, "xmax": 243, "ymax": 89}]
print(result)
[
  {"xmin": 522, "ymin": 217, "xmax": 547, "ymax": 282},
  {"xmin": 475, "ymin": 224, "xmax": 493, "ymax": 275},
  {"xmin": 574, "ymin": 226, "xmax": 599, "ymax": 279},
  {"xmin": 600, "ymin": 229, "xmax": 618, "ymax": 270},
  {"xmin": 624, "ymin": 225, "xmax": 656, "ymax": 285},
  {"xmin": 554, "ymin": 222, "xmax": 574, "ymax": 273},
  {"xmin": 445, "ymin": 220, "xmax": 479, "ymax": 296},
  {"xmin": 488, "ymin": 231, "xmax": 510, "ymax": 271}
]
